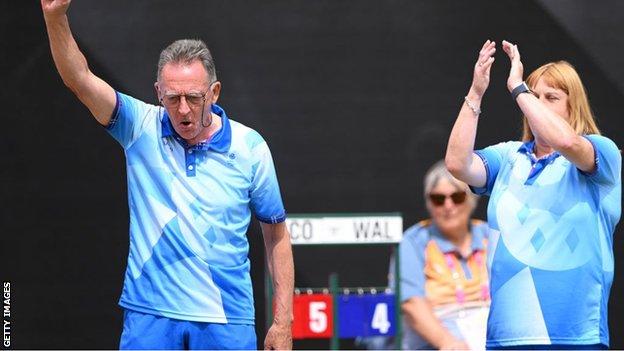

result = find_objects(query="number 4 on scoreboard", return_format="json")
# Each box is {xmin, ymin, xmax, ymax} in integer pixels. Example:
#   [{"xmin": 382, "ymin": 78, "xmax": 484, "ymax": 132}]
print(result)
[{"xmin": 371, "ymin": 303, "xmax": 391, "ymax": 334}]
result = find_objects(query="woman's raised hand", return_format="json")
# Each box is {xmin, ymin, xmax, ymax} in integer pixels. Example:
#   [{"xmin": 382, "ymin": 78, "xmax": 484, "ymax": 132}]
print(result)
[
  {"xmin": 469, "ymin": 40, "xmax": 496, "ymax": 99},
  {"xmin": 502, "ymin": 40, "xmax": 524, "ymax": 92}
]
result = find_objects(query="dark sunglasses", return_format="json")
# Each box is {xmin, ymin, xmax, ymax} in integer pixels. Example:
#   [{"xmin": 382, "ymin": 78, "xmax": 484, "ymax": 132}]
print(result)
[{"xmin": 428, "ymin": 191, "xmax": 467, "ymax": 206}]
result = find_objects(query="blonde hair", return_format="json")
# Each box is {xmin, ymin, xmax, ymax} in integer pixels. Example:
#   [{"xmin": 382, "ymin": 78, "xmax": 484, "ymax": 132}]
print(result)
[{"xmin": 522, "ymin": 61, "xmax": 600, "ymax": 141}]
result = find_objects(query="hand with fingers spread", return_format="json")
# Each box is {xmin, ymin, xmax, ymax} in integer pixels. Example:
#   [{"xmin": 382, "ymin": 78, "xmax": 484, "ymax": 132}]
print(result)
[
  {"xmin": 502, "ymin": 40, "xmax": 524, "ymax": 92},
  {"xmin": 469, "ymin": 39, "xmax": 496, "ymax": 99},
  {"xmin": 445, "ymin": 40, "xmax": 497, "ymax": 190},
  {"xmin": 41, "ymin": 0, "xmax": 72, "ymax": 19}
]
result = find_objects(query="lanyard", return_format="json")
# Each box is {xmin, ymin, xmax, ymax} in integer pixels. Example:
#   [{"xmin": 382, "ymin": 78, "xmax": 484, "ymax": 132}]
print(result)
[{"xmin": 443, "ymin": 250, "xmax": 489, "ymax": 304}]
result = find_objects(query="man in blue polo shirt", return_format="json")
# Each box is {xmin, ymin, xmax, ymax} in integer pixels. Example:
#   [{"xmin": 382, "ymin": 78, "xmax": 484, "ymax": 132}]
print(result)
[{"xmin": 42, "ymin": 0, "xmax": 293, "ymax": 349}]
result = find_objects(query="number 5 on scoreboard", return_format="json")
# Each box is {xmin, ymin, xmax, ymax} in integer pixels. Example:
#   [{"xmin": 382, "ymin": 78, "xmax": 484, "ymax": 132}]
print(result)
[
  {"xmin": 371, "ymin": 302, "xmax": 391, "ymax": 334},
  {"xmin": 309, "ymin": 301, "xmax": 328, "ymax": 333}
]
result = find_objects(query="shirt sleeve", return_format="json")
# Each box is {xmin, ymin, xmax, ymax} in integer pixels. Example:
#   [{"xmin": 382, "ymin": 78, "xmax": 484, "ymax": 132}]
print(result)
[
  {"xmin": 248, "ymin": 132, "xmax": 287, "ymax": 224},
  {"xmin": 471, "ymin": 141, "xmax": 516, "ymax": 196},
  {"xmin": 399, "ymin": 227, "xmax": 429, "ymax": 301},
  {"xmin": 106, "ymin": 91, "xmax": 160, "ymax": 149},
  {"xmin": 581, "ymin": 134, "xmax": 622, "ymax": 187}
]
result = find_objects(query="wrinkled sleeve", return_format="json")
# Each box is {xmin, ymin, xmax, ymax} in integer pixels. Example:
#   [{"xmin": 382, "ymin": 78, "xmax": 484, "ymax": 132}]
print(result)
[
  {"xmin": 399, "ymin": 229, "xmax": 428, "ymax": 301},
  {"xmin": 106, "ymin": 91, "xmax": 159, "ymax": 149},
  {"xmin": 471, "ymin": 141, "xmax": 515, "ymax": 196},
  {"xmin": 581, "ymin": 135, "xmax": 622, "ymax": 187},
  {"xmin": 248, "ymin": 131, "xmax": 287, "ymax": 224}
]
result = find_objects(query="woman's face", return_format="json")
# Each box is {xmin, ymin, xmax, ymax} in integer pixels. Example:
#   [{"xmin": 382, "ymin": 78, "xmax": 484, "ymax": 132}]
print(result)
[
  {"xmin": 533, "ymin": 77, "xmax": 570, "ymax": 122},
  {"xmin": 427, "ymin": 178, "xmax": 472, "ymax": 236}
]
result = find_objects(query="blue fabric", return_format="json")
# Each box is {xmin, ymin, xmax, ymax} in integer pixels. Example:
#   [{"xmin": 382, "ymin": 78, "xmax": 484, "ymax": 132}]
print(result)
[
  {"xmin": 516, "ymin": 141, "xmax": 562, "ymax": 185},
  {"xmin": 474, "ymin": 135, "xmax": 621, "ymax": 348},
  {"xmin": 107, "ymin": 92, "xmax": 286, "ymax": 324},
  {"xmin": 119, "ymin": 309, "xmax": 256, "ymax": 350},
  {"xmin": 159, "ymin": 104, "xmax": 232, "ymax": 177},
  {"xmin": 471, "ymin": 141, "xmax": 523, "ymax": 195}
]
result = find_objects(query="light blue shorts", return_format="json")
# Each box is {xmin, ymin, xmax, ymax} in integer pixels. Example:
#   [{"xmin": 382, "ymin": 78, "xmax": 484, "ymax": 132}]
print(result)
[{"xmin": 119, "ymin": 309, "xmax": 257, "ymax": 350}]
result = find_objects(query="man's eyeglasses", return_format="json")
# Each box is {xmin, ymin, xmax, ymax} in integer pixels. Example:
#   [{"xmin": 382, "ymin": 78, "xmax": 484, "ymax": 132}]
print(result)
[
  {"xmin": 159, "ymin": 81, "xmax": 218, "ymax": 109},
  {"xmin": 428, "ymin": 191, "xmax": 467, "ymax": 206},
  {"xmin": 160, "ymin": 91, "xmax": 208, "ymax": 108}
]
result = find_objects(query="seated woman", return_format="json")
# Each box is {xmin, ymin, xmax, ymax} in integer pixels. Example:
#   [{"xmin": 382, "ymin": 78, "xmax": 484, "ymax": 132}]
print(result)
[{"xmin": 397, "ymin": 160, "xmax": 490, "ymax": 350}]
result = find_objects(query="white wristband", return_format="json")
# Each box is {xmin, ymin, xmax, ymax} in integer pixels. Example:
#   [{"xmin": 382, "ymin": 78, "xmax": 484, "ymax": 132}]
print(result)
[{"xmin": 464, "ymin": 96, "xmax": 481, "ymax": 116}]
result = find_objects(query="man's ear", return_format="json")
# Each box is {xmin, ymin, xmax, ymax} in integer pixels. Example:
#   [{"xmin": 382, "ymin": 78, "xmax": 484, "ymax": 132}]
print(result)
[
  {"xmin": 154, "ymin": 82, "xmax": 161, "ymax": 102},
  {"xmin": 210, "ymin": 81, "xmax": 222, "ymax": 104}
]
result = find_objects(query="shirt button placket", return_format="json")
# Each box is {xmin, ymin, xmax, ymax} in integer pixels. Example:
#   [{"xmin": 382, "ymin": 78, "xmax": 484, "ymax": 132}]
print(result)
[{"xmin": 185, "ymin": 148, "xmax": 196, "ymax": 176}]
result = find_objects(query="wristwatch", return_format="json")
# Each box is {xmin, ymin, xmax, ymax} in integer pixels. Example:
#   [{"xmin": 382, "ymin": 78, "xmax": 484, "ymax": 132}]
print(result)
[{"xmin": 511, "ymin": 82, "xmax": 534, "ymax": 100}]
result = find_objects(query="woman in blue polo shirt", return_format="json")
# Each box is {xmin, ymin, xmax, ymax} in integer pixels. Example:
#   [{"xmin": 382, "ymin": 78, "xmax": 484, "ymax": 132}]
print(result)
[{"xmin": 445, "ymin": 39, "xmax": 621, "ymax": 349}]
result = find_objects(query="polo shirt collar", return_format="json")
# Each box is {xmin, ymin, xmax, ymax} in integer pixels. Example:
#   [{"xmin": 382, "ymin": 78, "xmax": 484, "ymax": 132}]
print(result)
[
  {"xmin": 429, "ymin": 222, "xmax": 486, "ymax": 255},
  {"xmin": 518, "ymin": 140, "xmax": 561, "ymax": 163},
  {"xmin": 161, "ymin": 103, "xmax": 232, "ymax": 152}
]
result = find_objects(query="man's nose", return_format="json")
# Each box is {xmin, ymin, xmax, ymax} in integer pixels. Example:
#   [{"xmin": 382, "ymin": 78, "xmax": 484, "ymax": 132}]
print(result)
[{"xmin": 178, "ymin": 96, "xmax": 191, "ymax": 114}]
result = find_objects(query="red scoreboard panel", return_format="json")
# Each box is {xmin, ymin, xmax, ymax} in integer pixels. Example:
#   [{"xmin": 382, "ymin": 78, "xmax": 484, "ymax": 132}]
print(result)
[{"xmin": 292, "ymin": 294, "xmax": 334, "ymax": 339}]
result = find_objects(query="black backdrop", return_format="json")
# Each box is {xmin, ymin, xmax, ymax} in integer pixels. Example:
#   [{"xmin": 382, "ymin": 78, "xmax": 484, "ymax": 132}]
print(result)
[{"xmin": 2, "ymin": 1, "xmax": 623, "ymax": 349}]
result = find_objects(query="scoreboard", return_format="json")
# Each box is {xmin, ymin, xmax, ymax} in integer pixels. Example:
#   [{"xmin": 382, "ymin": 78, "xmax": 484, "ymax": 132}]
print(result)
[
  {"xmin": 291, "ymin": 292, "xmax": 396, "ymax": 339},
  {"xmin": 267, "ymin": 213, "xmax": 403, "ymax": 349}
]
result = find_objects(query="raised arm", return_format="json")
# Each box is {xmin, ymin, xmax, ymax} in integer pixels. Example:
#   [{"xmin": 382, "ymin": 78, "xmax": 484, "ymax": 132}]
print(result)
[
  {"xmin": 261, "ymin": 221, "xmax": 294, "ymax": 350},
  {"xmin": 41, "ymin": 0, "xmax": 116, "ymax": 126},
  {"xmin": 445, "ymin": 40, "xmax": 496, "ymax": 188},
  {"xmin": 502, "ymin": 41, "xmax": 596, "ymax": 172}
]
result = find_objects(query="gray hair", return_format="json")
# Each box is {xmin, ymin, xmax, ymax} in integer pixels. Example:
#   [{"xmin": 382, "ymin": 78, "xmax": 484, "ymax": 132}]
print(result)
[
  {"xmin": 157, "ymin": 39, "xmax": 217, "ymax": 83},
  {"xmin": 423, "ymin": 160, "xmax": 478, "ymax": 209}
]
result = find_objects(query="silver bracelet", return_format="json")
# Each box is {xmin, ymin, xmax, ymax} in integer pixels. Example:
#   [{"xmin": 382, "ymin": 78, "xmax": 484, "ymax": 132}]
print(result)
[{"xmin": 464, "ymin": 96, "xmax": 481, "ymax": 116}]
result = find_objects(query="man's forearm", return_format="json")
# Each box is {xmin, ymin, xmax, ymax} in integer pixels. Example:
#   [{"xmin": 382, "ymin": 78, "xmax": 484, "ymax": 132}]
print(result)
[
  {"xmin": 269, "ymin": 234, "xmax": 294, "ymax": 325},
  {"xmin": 42, "ymin": 4, "xmax": 116, "ymax": 125},
  {"xmin": 44, "ymin": 14, "xmax": 90, "ymax": 90},
  {"xmin": 263, "ymin": 228, "xmax": 294, "ymax": 350}
]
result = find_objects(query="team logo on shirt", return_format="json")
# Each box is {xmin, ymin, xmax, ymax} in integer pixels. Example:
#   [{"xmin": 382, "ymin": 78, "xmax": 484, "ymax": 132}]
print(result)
[{"xmin": 494, "ymin": 179, "xmax": 594, "ymax": 271}]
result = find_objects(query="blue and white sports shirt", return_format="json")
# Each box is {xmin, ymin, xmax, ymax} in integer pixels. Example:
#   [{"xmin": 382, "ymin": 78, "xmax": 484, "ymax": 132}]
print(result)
[
  {"xmin": 107, "ymin": 92, "xmax": 286, "ymax": 324},
  {"xmin": 472, "ymin": 135, "xmax": 621, "ymax": 347}
]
